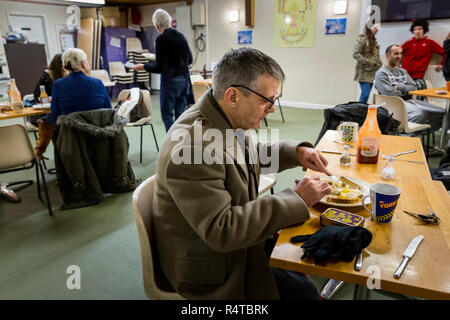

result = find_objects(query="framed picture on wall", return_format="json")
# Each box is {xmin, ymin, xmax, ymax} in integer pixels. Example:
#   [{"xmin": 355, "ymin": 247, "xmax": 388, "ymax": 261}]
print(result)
[
  {"xmin": 325, "ymin": 18, "xmax": 347, "ymax": 35},
  {"xmin": 56, "ymin": 24, "xmax": 77, "ymax": 52},
  {"xmin": 238, "ymin": 30, "xmax": 252, "ymax": 44}
]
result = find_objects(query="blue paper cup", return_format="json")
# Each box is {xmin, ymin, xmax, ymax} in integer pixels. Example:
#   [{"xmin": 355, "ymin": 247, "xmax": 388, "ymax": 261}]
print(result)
[{"xmin": 362, "ymin": 183, "xmax": 401, "ymax": 223}]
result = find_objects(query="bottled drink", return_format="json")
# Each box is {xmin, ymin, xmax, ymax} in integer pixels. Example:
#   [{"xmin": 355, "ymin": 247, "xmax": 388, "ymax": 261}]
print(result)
[
  {"xmin": 357, "ymin": 104, "xmax": 382, "ymax": 164},
  {"xmin": 7, "ymin": 79, "xmax": 22, "ymax": 103},
  {"xmin": 39, "ymin": 85, "xmax": 49, "ymax": 104}
]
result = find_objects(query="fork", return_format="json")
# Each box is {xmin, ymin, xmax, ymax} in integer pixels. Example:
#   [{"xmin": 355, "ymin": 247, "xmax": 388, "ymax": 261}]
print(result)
[{"xmin": 380, "ymin": 153, "xmax": 424, "ymax": 164}]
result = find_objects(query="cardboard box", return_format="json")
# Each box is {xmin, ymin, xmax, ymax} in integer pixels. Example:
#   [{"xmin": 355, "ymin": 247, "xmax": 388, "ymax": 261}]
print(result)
[
  {"xmin": 99, "ymin": 7, "xmax": 121, "ymax": 18},
  {"xmin": 80, "ymin": 8, "xmax": 98, "ymax": 19}
]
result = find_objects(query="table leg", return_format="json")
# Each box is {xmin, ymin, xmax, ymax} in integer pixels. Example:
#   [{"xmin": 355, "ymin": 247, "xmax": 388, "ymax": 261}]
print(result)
[{"xmin": 439, "ymin": 100, "xmax": 449, "ymax": 149}]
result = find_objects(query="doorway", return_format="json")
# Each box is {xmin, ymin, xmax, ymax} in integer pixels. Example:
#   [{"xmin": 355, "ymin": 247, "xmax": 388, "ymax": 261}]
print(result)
[{"xmin": 7, "ymin": 12, "xmax": 50, "ymax": 62}]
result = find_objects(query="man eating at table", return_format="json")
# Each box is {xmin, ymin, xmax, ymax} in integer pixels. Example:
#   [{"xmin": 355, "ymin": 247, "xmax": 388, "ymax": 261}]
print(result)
[{"xmin": 152, "ymin": 47, "xmax": 332, "ymax": 299}]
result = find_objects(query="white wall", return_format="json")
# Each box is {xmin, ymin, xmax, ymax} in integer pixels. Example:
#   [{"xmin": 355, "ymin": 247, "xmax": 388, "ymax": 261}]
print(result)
[
  {"xmin": 0, "ymin": 1, "xmax": 69, "ymax": 61},
  {"xmin": 207, "ymin": 0, "xmax": 364, "ymax": 107}
]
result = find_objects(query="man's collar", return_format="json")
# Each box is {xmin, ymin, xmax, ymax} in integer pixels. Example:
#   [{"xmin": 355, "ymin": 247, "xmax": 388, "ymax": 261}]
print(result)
[{"xmin": 204, "ymin": 89, "xmax": 233, "ymax": 129}]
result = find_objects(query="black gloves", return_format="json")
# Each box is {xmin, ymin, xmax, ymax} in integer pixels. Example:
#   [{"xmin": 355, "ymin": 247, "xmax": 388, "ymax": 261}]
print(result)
[{"xmin": 290, "ymin": 226, "xmax": 372, "ymax": 264}]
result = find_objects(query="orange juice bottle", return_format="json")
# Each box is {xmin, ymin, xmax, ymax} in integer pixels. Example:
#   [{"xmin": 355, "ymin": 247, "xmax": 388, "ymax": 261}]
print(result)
[
  {"xmin": 446, "ymin": 81, "xmax": 450, "ymax": 92},
  {"xmin": 39, "ymin": 85, "xmax": 49, "ymax": 104},
  {"xmin": 357, "ymin": 104, "xmax": 382, "ymax": 164},
  {"xmin": 7, "ymin": 79, "xmax": 22, "ymax": 103}
]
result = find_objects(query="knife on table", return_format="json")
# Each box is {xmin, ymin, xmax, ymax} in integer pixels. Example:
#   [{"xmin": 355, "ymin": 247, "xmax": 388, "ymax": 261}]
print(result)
[{"xmin": 393, "ymin": 235, "xmax": 424, "ymax": 279}]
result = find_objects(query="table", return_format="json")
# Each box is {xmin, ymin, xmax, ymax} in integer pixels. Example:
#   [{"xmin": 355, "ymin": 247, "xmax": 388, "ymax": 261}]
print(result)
[
  {"xmin": 408, "ymin": 87, "xmax": 450, "ymax": 149},
  {"xmin": 269, "ymin": 130, "xmax": 450, "ymax": 299},
  {"xmin": 0, "ymin": 106, "xmax": 50, "ymax": 201}
]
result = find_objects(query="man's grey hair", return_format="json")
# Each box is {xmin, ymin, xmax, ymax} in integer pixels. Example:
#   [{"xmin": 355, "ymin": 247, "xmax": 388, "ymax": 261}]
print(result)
[
  {"xmin": 153, "ymin": 9, "xmax": 172, "ymax": 30},
  {"xmin": 62, "ymin": 48, "xmax": 87, "ymax": 72},
  {"xmin": 212, "ymin": 47, "xmax": 285, "ymax": 99}
]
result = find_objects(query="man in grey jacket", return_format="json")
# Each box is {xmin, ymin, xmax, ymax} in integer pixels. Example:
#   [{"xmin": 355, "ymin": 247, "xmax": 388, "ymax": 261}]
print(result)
[
  {"xmin": 374, "ymin": 44, "xmax": 444, "ymax": 132},
  {"xmin": 153, "ymin": 48, "xmax": 333, "ymax": 299}
]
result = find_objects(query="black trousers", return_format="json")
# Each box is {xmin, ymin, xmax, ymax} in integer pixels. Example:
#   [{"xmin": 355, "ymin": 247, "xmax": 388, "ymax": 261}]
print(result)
[{"xmin": 264, "ymin": 237, "xmax": 319, "ymax": 300}]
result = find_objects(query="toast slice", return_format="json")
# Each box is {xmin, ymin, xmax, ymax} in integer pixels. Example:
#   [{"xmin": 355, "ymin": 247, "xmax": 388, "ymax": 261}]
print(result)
[{"xmin": 325, "ymin": 176, "xmax": 363, "ymax": 204}]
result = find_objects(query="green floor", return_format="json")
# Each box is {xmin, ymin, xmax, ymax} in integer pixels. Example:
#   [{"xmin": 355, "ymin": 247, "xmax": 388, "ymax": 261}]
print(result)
[{"xmin": 0, "ymin": 95, "xmax": 443, "ymax": 300}]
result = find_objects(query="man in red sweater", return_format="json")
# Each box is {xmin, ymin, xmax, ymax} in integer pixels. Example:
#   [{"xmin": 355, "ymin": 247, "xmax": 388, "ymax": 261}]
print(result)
[{"xmin": 401, "ymin": 19, "xmax": 445, "ymax": 81}]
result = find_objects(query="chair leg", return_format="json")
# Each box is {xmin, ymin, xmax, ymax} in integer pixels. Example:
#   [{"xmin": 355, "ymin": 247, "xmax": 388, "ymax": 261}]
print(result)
[
  {"xmin": 140, "ymin": 125, "xmax": 143, "ymax": 164},
  {"xmin": 277, "ymin": 99, "xmax": 285, "ymax": 123},
  {"xmin": 426, "ymin": 130, "xmax": 430, "ymax": 161},
  {"xmin": 264, "ymin": 118, "xmax": 268, "ymax": 127},
  {"xmin": 270, "ymin": 187, "xmax": 274, "ymax": 195},
  {"xmin": 36, "ymin": 163, "xmax": 42, "ymax": 201},
  {"xmin": 37, "ymin": 161, "xmax": 53, "ymax": 216},
  {"xmin": 150, "ymin": 123, "xmax": 159, "ymax": 152}
]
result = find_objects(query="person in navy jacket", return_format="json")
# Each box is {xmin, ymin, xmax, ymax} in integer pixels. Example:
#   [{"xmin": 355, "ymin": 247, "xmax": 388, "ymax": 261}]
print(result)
[
  {"xmin": 134, "ymin": 9, "xmax": 194, "ymax": 132},
  {"xmin": 34, "ymin": 48, "xmax": 111, "ymax": 160}
]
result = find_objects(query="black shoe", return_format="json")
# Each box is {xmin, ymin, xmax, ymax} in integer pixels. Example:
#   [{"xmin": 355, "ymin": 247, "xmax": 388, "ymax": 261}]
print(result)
[{"xmin": 428, "ymin": 147, "xmax": 445, "ymax": 157}]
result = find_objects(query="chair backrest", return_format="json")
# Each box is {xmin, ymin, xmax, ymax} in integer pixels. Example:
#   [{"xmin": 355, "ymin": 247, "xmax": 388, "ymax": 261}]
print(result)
[
  {"xmin": 117, "ymin": 89, "xmax": 152, "ymax": 119},
  {"xmin": 373, "ymin": 94, "xmax": 408, "ymax": 132},
  {"xmin": 90, "ymin": 69, "xmax": 111, "ymax": 83},
  {"xmin": 127, "ymin": 38, "xmax": 144, "ymax": 53},
  {"xmin": 425, "ymin": 79, "xmax": 433, "ymax": 89},
  {"xmin": 109, "ymin": 62, "xmax": 127, "ymax": 76},
  {"xmin": 132, "ymin": 175, "xmax": 184, "ymax": 300},
  {"xmin": 190, "ymin": 74, "xmax": 204, "ymax": 83},
  {"xmin": 192, "ymin": 83, "xmax": 210, "ymax": 102},
  {"xmin": 0, "ymin": 124, "xmax": 36, "ymax": 170}
]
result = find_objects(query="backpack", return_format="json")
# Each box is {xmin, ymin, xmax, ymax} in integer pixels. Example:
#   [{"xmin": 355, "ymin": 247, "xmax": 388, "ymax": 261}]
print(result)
[
  {"xmin": 430, "ymin": 140, "xmax": 450, "ymax": 190},
  {"xmin": 315, "ymin": 101, "xmax": 401, "ymax": 145}
]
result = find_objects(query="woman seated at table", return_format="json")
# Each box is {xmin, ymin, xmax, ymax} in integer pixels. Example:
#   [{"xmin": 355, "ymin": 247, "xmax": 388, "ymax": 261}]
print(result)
[
  {"xmin": 34, "ymin": 48, "xmax": 111, "ymax": 160},
  {"xmin": 29, "ymin": 53, "xmax": 68, "ymax": 126}
]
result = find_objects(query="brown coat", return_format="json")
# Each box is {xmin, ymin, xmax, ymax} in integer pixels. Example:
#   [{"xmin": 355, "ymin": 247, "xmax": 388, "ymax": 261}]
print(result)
[{"xmin": 153, "ymin": 91, "xmax": 312, "ymax": 299}]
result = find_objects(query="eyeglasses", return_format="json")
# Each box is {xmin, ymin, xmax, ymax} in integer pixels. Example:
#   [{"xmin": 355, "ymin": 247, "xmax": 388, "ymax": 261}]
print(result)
[{"xmin": 230, "ymin": 84, "xmax": 279, "ymax": 111}]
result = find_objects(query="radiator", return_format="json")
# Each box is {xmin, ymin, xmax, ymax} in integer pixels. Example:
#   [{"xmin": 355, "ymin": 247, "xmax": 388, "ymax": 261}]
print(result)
[{"xmin": 424, "ymin": 65, "xmax": 446, "ymax": 88}]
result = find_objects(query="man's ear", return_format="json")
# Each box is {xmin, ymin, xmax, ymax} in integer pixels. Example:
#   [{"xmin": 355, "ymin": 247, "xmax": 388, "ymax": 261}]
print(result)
[{"xmin": 224, "ymin": 87, "xmax": 239, "ymax": 109}]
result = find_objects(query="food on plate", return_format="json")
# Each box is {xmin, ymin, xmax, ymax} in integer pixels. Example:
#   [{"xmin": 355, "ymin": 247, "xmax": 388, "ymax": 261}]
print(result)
[{"xmin": 322, "ymin": 176, "xmax": 364, "ymax": 204}]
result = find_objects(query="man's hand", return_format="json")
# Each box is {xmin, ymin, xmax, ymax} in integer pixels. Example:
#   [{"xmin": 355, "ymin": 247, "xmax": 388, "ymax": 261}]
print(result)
[
  {"xmin": 133, "ymin": 64, "xmax": 145, "ymax": 71},
  {"xmin": 294, "ymin": 175, "xmax": 332, "ymax": 207},
  {"xmin": 435, "ymin": 65, "xmax": 443, "ymax": 72},
  {"xmin": 296, "ymin": 146, "xmax": 332, "ymax": 175}
]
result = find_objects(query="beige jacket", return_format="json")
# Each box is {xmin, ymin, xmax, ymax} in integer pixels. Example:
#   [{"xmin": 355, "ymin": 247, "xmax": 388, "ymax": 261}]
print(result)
[
  {"xmin": 353, "ymin": 34, "xmax": 383, "ymax": 83},
  {"xmin": 153, "ymin": 90, "xmax": 312, "ymax": 299}
]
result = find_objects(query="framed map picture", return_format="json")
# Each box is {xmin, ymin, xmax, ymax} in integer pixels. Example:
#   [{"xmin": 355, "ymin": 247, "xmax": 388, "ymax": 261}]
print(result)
[{"xmin": 273, "ymin": 0, "xmax": 316, "ymax": 48}]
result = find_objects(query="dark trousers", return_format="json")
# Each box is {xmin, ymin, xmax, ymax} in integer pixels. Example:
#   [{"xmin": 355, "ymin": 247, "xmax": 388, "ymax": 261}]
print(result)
[
  {"xmin": 160, "ymin": 75, "xmax": 189, "ymax": 132},
  {"xmin": 358, "ymin": 82, "xmax": 373, "ymax": 104},
  {"xmin": 264, "ymin": 237, "xmax": 319, "ymax": 300}
]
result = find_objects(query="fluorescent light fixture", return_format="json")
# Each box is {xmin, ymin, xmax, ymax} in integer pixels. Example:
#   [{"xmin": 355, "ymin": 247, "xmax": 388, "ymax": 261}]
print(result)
[
  {"xmin": 334, "ymin": 0, "xmax": 347, "ymax": 15},
  {"xmin": 228, "ymin": 10, "xmax": 239, "ymax": 22},
  {"xmin": 62, "ymin": 0, "xmax": 105, "ymax": 4}
]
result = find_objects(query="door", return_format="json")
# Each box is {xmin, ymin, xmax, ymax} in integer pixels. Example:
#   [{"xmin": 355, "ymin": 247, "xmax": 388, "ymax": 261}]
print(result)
[{"xmin": 8, "ymin": 13, "xmax": 50, "ymax": 62}]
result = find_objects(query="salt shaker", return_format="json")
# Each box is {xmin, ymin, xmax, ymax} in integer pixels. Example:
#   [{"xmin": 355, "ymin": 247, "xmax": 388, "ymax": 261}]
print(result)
[
  {"xmin": 340, "ymin": 145, "xmax": 351, "ymax": 167},
  {"xmin": 382, "ymin": 155, "xmax": 395, "ymax": 179}
]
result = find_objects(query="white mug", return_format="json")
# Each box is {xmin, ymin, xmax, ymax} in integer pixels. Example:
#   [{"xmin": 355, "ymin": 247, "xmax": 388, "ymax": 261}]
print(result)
[{"xmin": 337, "ymin": 121, "xmax": 358, "ymax": 142}]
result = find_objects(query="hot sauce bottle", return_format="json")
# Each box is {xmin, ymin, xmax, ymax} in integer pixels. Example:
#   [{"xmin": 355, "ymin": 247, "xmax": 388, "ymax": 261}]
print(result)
[{"xmin": 357, "ymin": 104, "xmax": 382, "ymax": 164}]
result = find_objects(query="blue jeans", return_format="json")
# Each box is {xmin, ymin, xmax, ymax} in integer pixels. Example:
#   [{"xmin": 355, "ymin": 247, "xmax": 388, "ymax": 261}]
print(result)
[
  {"xmin": 359, "ymin": 82, "xmax": 373, "ymax": 104},
  {"xmin": 160, "ymin": 75, "xmax": 189, "ymax": 132}
]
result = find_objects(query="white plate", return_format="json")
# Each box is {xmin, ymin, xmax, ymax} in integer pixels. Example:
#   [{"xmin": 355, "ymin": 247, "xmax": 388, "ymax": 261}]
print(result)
[
  {"xmin": 319, "ymin": 175, "xmax": 371, "ymax": 207},
  {"xmin": 32, "ymin": 103, "xmax": 51, "ymax": 109}
]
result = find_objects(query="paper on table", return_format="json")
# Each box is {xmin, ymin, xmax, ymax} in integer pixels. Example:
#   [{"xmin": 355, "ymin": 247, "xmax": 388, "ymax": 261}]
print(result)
[{"xmin": 124, "ymin": 61, "xmax": 137, "ymax": 69}]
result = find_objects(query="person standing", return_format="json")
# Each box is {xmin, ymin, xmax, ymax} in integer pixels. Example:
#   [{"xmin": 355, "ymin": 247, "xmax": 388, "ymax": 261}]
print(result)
[
  {"xmin": 443, "ymin": 32, "xmax": 450, "ymax": 81},
  {"xmin": 134, "ymin": 9, "xmax": 194, "ymax": 132},
  {"xmin": 353, "ymin": 24, "xmax": 383, "ymax": 103},
  {"xmin": 401, "ymin": 19, "xmax": 445, "ymax": 89}
]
